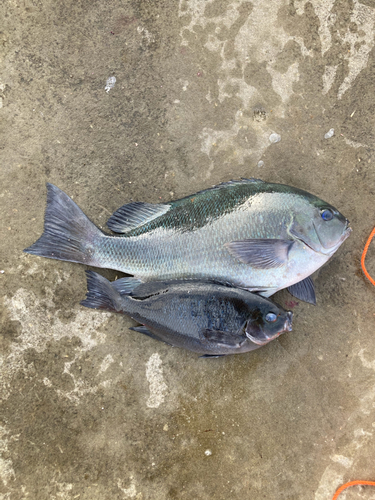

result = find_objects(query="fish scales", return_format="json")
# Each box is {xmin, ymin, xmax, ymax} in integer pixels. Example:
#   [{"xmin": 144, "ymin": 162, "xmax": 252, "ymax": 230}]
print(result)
[
  {"xmin": 24, "ymin": 179, "xmax": 351, "ymax": 299},
  {"xmin": 94, "ymin": 186, "xmax": 337, "ymax": 288},
  {"xmin": 81, "ymin": 272, "xmax": 293, "ymax": 356}
]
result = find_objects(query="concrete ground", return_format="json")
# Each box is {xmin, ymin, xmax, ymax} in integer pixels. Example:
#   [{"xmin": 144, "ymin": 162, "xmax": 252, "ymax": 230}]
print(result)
[{"xmin": 1, "ymin": 0, "xmax": 375, "ymax": 499}]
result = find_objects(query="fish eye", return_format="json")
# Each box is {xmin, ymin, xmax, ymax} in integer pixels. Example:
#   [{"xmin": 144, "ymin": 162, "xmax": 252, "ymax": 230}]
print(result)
[
  {"xmin": 321, "ymin": 209, "xmax": 333, "ymax": 221},
  {"xmin": 265, "ymin": 312, "xmax": 277, "ymax": 322}
]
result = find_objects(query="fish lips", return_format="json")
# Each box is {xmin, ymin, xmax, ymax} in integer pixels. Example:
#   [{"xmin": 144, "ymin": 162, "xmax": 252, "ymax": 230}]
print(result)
[
  {"xmin": 332, "ymin": 224, "xmax": 352, "ymax": 249},
  {"xmin": 245, "ymin": 311, "xmax": 293, "ymax": 346},
  {"xmin": 308, "ymin": 221, "xmax": 352, "ymax": 255}
]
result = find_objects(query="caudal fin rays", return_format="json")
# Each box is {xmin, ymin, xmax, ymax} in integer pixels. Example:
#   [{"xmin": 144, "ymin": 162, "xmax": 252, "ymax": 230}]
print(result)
[
  {"xmin": 24, "ymin": 183, "xmax": 103, "ymax": 266},
  {"xmin": 80, "ymin": 271, "xmax": 122, "ymax": 311}
]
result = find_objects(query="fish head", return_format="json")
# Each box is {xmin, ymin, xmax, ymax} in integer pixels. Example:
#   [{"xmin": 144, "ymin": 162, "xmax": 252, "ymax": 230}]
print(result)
[
  {"xmin": 290, "ymin": 197, "xmax": 351, "ymax": 255},
  {"xmin": 245, "ymin": 305, "xmax": 293, "ymax": 346}
]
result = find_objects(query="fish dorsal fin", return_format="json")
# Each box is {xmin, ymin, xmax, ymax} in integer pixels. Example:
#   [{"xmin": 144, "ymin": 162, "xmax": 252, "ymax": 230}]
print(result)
[
  {"xmin": 173, "ymin": 178, "xmax": 265, "ymax": 202},
  {"xmin": 107, "ymin": 179, "xmax": 262, "ymax": 233},
  {"xmin": 206, "ymin": 178, "xmax": 264, "ymax": 191},
  {"xmin": 220, "ymin": 177, "xmax": 264, "ymax": 185},
  {"xmin": 111, "ymin": 276, "xmax": 143, "ymax": 295},
  {"xmin": 107, "ymin": 201, "xmax": 170, "ymax": 233}
]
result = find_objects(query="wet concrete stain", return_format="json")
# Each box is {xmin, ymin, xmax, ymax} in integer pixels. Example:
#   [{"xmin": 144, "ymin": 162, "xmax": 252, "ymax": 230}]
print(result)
[{"xmin": 1, "ymin": 0, "xmax": 375, "ymax": 498}]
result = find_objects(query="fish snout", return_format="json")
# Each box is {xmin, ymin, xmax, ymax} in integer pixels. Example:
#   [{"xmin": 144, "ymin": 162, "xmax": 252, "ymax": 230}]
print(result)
[
  {"xmin": 344, "ymin": 225, "xmax": 352, "ymax": 240},
  {"xmin": 284, "ymin": 311, "xmax": 293, "ymax": 332}
]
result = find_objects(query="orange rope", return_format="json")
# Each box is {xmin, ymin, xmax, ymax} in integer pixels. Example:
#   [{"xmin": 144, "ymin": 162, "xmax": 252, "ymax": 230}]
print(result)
[
  {"xmin": 330, "ymin": 238, "xmax": 375, "ymax": 500},
  {"xmin": 333, "ymin": 480, "xmax": 375, "ymax": 500},
  {"xmin": 361, "ymin": 227, "xmax": 375, "ymax": 286},
  {"xmin": 329, "ymin": 234, "xmax": 375, "ymax": 500}
]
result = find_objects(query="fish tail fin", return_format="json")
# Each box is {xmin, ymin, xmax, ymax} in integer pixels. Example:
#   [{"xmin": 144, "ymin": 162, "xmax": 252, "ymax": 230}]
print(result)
[
  {"xmin": 24, "ymin": 183, "xmax": 104, "ymax": 266},
  {"xmin": 81, "ymin": 271, "xmax": 122, "ymax": 312}
]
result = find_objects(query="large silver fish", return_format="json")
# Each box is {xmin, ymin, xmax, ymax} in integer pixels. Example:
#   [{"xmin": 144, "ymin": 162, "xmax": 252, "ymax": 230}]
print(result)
[
  {"xmin": 24, "ymin": 179, "xmax": 351, "ymax": 303},
  {"xmin": 81, "ymin": 272, "xmax": 293, "ymax": 356}
]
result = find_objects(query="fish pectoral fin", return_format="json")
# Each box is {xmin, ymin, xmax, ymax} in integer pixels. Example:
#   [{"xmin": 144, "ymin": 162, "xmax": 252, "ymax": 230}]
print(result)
[
  {"xmin": 288, "ymin": 277, "xmax": 316, "ymax": 305},
  {"xmin": 201, "ymin": 329, "xmax": 247, "ymax": 348},
  {"xmin": 107, "ymin": 201, "xmax": 170, "ymax": 233},
  {"xmin": 130, "ymin": 325, "xmax": 174, "ymax": 346},
  {"xmin": 225, "ymin": 239, "xmax": 294, "ymax": 268}
]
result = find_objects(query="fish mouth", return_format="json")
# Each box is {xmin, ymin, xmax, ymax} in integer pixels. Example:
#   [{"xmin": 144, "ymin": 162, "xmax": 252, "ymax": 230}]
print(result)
[
  {"xmin": 247, "ymin": 335, "xmax": 272, "ymax": 346},
  {"xmin": 284, "ymin": 311, "xmax": 293, "ymax": 332},
  {"xmin": 323, "ymin": 224, "xmax": 352, "ymax": 254},
  {"xmin": 247, "ymin": 311, "xmax": 293, "ymax": 345},
  {"xmin": 342, "ymin": 224, "xmax": 352, "ymax": 241},
  {"xmin": 308, "ymin": 221, "xmax": 352, "ymax": 255}
]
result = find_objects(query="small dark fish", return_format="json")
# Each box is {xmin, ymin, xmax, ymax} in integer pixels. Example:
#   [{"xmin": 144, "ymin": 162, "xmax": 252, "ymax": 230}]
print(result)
[
  {"xmin": 24, "ymin": 180, "xmax": 351, "ymax": 303},
  {"xmin": 81, "ymin": 272, "xmax": 293, "ymax": 356}
]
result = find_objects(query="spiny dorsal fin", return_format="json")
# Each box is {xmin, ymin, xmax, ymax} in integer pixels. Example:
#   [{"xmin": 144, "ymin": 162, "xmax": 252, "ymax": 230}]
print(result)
[
  {"xmin": 218, "ymin": 178, "xmax": 264, "ymax": 186},
  {"xmin": 197, "ymin": 178, "xmax": 265, "ymax": 195},
  {"xmin": 107, "ymin": 201, "xmax": 170, "ymax": 233}
]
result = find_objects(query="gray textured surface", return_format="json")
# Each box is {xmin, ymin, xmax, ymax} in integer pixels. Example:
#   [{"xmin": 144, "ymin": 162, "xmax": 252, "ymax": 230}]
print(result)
[{"xmin": 1, "ymin": 1, "xmax": 375, "ymax": 499}]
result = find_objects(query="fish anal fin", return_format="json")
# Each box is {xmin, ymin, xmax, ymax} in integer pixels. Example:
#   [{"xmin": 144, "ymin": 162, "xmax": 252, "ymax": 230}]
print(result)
[{"xmin": 130, "ymin": 325, "xmax": 173, "ymax": 346}]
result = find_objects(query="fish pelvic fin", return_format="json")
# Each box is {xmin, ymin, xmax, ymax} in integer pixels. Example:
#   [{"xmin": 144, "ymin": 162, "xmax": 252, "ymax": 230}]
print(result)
[
  {"xmin": 81, "ymin": 271, "xmax": 122, "ymax": 312},
  {"xmin": 24, "ymin": 183, "xmax": 104, "ymax": 266},
  {"xmin": 288, "ymin": 276, "xmax": 316, "ymax": 305}
]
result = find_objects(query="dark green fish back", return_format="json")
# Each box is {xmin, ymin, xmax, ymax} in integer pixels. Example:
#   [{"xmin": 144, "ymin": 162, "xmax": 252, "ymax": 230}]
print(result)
[{"xmin": 118, "ymin": 179, "xmax": 318, "ymax": 237}]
